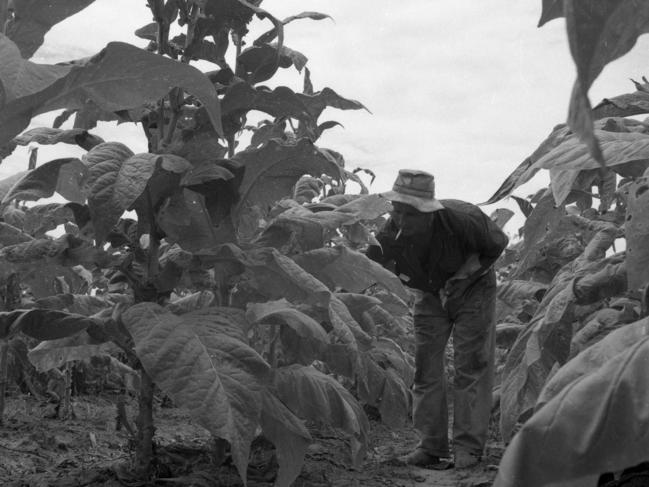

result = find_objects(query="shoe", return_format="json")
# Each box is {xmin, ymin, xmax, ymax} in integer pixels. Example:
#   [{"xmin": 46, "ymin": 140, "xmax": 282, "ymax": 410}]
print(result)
[
  {"xmin": 454, "ymin": 450, "xmax": 481, "ymax": 469},
  {"xmin": 404, "ymin": 448, "xmax": 452, "ymax": 469}
]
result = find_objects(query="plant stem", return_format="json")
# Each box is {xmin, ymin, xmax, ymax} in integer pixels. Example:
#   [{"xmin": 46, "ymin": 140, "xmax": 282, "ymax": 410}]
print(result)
[
  {"xmin": 135, "ymin": 369, "xmax": 155, "ymax": 476},
  {"xmin": 0, "ymin": 340, "xmax": 8, "ymax": 426},
  {"xmin": 0, "ymin": 0, "xmax": 8, "ymax": 35}
]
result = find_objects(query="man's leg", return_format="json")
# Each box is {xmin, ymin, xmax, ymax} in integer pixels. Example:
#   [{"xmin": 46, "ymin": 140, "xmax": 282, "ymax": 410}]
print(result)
[
  {"xmin": 412, "ymin": 290, "xmax": 453, "ymax": 458},
  {"xmin": 450, "ymin": 273, "xmax": 497, "ymax": 462}
]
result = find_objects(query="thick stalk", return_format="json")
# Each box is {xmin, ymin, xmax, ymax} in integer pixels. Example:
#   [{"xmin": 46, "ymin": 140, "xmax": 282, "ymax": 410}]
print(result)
[
  {"xmin": 135, "ymin": 369, "xmax": 155, "ymax": 476},
  {"xmin": 0, "ymin": 340, "xmax": 8, "ymax": 426}
]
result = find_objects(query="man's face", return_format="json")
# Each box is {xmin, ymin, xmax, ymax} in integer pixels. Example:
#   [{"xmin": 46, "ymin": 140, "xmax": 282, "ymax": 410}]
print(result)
[{"xmin": 389, "ymin": 202, "xmax": 432, "ymax": 237}]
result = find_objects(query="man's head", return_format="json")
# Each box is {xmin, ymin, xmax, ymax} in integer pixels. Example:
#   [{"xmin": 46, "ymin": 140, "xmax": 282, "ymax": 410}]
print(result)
[{"xmin": 382, "ymin": 169, "xmax": 443, "ymax": 237}]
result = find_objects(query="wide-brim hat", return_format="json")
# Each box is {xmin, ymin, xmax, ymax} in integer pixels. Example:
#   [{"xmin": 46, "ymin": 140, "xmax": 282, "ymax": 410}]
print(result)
[{"xmin": 382, "ymin": 169, "xmax": 444, "ymax": 213}]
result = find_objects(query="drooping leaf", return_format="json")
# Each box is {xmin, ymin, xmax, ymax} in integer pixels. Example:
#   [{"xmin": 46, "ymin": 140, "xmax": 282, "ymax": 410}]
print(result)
[
  {"xmin": 221, "ymin": 82, "xmax": 311, "ymax": 124},
  {"xmin": 259, "ymin": 389, "xmax": 311, "ymax": 487},
  {"xmin": 538, "ymin": 0, "xmax": 564, "ymax": 27},
  {"xmin": 20, "ymin": 203, "xmax": 76, "ymax": 237},
  {"xmin": 166, "ymin": 291, "xmax": 215, "ymax": 315},
  {"xmin": 0, "ymin": 222, "xmax": 32, "ymax": 247},
  {"xmin": 246, "ymin": 299, "xmax": 329, "ymax": 343},
  {"xmin": 241, "ymin": 247, "xmax": 331, "ymax": 307},
  {"xmin": 31, "ymin": 293, "xmax": 115, "ymax": 316},
  {"xmin": 483, "ymin": 124, "xmax": 571, "ymax": 205},
  {"xmin": 293, "ymin": 246, "xmax": 408, "ymax": 301},
  {"xmin": 232, "ymin": 138, "xmax": 344, "ymax": 227},
  {"xmin": 538, "ymin": 317, "xmax": 648, "ymax": 408},
  {"xmin": 4, "ymin": 0, "xmax": 95, "ymax": 58},
  {"xmin": 86, "ymin": 153, "xmax": 157, "ymax": 243},
  {"xmin": 1, "ymin": 158, "xmax": 87, "ymax": 205},
  {"xmin": 13, "ymin": 126, "xmax": 103, "ymax": 151},
  {"xmin": 625, "ymin": 178, "xmax": 649, "ymax": 289},
  {"xmin": 495, "ymin": 336, "xmax": 649, "ymax": 487},
  {"xmin": 255, "ymin": 11, "xmax": 332, "ymax": 45},
  {"xmin": 273, "ymin": 364, "xmax": 369, "ymax": 467},
  {"xmin": 28, "ymin": 330, "xmax": 113, "ymax": 372},
  {"xmin": 567, "ymin": 305, "xmax": 636, "ymax": 360},
  {"xmin": 499, "ymin": 226, "xmax": 620, "ymax": 440},
  {"xmin": 565, "ymin": 0, "xmax": 649, "ymax": 167},
  {"xmin": 122, "ymin": 303, "xmax": 268, "ymax": 483},
  {"xmin": 0, "ymin": 39, "xmax": 223, "ymax": 146},
  {"xmin": 0, "ymin": 308, "xmax": 98, "ymax": 341},
  {"xmin": 593, "ymin": 81, "xmax": 649, "ymax": 120}
]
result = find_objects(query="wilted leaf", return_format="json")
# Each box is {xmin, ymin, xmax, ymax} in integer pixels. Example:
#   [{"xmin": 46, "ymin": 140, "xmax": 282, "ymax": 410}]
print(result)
[
  {"xmin": 122, "ymin": 303, "xmax": 268, "ymax": 482},
  {"xmin": 565, "ymin": 1, "xmax": 649, "ymax": 166},
  {"xmin": 568, "ymin": 306, "xmax": 634, "ymax": 360},
  {"xmin": 21, "ymin": 203, "xmax": 76, "ymax": 237},
  {"xmin": 255, "ymin": 11, "xmax": 332, "ymax": 45},
  {"xmin": 593, "ymin": 82, "xmax": 649, "ymax": 120},
  {"xmin": 5, "ymin": 0, "xmax": 95, "ymax": 58},
  {"xmin": 246, "ymin": 299, "xmax": 329, "ymax": 343},
  {"xmin": 625, "ymin": 178, "xmax": 649, "ymax": 289},
  {"xmin": 0, "ymin": 39, "xmax": 222, "ymax": 146},
  {"xmin": 495, "ymin": 336, "xmax": 649, "ymax": 487},
  {"xmin": 0, "ymin": 308, "xmax": 98, "ymax": 341},
  {"xmin": 166, "ymin": 291, "xmax": 215, "ymax": 315},
  {"xmin": 293, "ymin": 246, "xmax": 408, "ymax": 301},
  {"xmin": 259, "ymin": 389, "xmax": 311, "ymax": 487},
  {"xmin": 1, "ymin": 158, "xmax": 87, "ymax": 205},
  {"xmin": 13, "ymin": 127, "xmax": 103, "ymax": 151},
  {"xmin": 28, "ymin": 331, "xmax": 113, "ymax": 371},
  {"xmin": 273, "ymin": 364, "xmax": 369, "ymax": 467}
]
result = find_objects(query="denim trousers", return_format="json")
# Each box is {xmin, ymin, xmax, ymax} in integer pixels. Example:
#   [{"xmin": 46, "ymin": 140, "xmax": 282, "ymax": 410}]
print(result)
[{"xmin": 412, "ymin": 271, "xmax": 496, "ymax": 457}]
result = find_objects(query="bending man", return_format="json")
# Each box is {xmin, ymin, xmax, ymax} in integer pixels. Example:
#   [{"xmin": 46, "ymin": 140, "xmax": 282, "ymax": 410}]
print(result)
[{"xmin": 367, "ymin": 169, "xmax": 508, "ymax": 469}]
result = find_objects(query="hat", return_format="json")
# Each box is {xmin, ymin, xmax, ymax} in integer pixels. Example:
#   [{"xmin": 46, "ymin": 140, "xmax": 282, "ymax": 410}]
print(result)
[{"xmin": 382, "ymin": 169, "xmax": 444, "ymax": 213}]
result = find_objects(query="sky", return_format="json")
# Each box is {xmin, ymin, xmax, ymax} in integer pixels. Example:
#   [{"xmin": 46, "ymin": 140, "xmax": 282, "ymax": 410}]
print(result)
[{"xmin": 5, "ymin": 0, "xmax": 649, "ymax": 233}]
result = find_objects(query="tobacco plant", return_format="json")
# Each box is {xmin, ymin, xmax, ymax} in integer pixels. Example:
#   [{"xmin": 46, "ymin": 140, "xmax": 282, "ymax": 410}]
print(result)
[
  {"xmin": 0, "ymin": 1, "xmax": 415, "ymax": 485},
  {"xmin": 487, "ymin": 2, "xmax": 649, "ymax": 486}
]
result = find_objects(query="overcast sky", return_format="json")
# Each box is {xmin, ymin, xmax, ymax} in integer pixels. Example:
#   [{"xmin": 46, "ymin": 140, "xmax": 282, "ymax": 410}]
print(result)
[{"xmin": 5, "ymin": 0, "xmax": 649, "ymax": 230}]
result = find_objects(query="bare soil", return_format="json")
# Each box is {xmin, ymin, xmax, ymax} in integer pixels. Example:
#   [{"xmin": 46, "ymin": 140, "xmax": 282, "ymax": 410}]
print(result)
[{"xmin": 0, "ymin": 393, "xmax": 502, "ymax": 487}]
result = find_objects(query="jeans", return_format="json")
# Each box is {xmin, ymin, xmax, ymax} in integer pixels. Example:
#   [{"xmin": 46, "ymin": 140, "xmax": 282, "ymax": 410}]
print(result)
[{"xmin": 412, "ymin": 271, "xmax": 496, "ymax": 457}]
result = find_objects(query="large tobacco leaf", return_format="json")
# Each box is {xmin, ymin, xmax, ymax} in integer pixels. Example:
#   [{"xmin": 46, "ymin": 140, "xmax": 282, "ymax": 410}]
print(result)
[
  {"xmin": 273, "ymin": 364, "xmax": 369, "ymax": 467},
  {"xmin": 28, "ymin": 331, "xmax": 113, "ymax": 372},
  {"xmin": 0, "ymin": 38, "xmax": 223, "ymax": 147},
  {"xmin": 1, "ymin": 157, "xmax": 87, "ymax": 205},
  {"xmin": 538, "ymin": 316, "xmax": 649, "ymax": 408},
  {"xmin": 495, "ymin": 336, "xmax": 649, "ymax": 487},
  {"xmin": 292, "ymin": 246, "xmax": 408, "ymax": 301},
  {"xmin": 5, "ymin": 0, "xmax": 95, "ymax": 58},
  {"xmin": 564, "ymin": 0, "xmax": 649, "ymax": 167},
  {"xmin": 232, "ymin": 138, "xmax": 344, "ymax": 228},
  {"xmin": 246, "ymin": 299, "xmax": 329, "ymax": 343},
  {"xmin": 483, "ymin": 124, "xmax": 571, "ymax": 205},
  {"xmin": 122, "ymin": 303, "xmax": 269, "ymax": 483}
]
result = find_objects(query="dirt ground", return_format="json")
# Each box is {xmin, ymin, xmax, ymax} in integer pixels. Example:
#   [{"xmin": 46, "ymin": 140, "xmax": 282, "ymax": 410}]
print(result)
[{"xmin": 0, "ymin": 393, "xmax": 502, "ymax": 487}]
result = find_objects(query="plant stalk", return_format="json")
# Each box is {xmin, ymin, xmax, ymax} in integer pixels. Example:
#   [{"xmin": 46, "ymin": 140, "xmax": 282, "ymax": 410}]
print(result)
[
  {"xmin": 0, "ymin": 340, "xmax": 8, "ymax": 426},
  {"xmin": 0, "ymin": 0, "xmax": 8, "ymax": 34},
  {"xmin": 135, "ymin": 369, "xmax": 155, "ymax": 476}
]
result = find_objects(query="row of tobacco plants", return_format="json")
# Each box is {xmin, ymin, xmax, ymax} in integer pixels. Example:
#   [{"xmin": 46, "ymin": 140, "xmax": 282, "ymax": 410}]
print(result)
[
  {"xmin": 491, "ymin": 2, "xmax": 649, "ymax": 487},
  {"xmin": 0, "ymin": 1, "xmax": 416, "ymax": 485}
]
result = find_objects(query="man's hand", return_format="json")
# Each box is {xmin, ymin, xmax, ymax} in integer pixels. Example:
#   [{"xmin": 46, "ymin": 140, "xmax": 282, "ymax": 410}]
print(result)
[{"xmin": 439, "ymin": 254, "xmax": 483, "ymax": 307}]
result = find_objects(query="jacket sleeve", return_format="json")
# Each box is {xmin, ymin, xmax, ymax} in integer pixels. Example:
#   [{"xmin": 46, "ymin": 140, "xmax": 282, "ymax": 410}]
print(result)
[{"xmin": 460, "ymin": 209, "xmax": 509, "ymax": 270}]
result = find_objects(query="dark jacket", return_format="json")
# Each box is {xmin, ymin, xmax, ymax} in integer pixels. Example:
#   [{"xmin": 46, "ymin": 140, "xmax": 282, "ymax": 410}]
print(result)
[{"xmin": 366, "ymin": 199, "xmax": 508, "ymax": 293}]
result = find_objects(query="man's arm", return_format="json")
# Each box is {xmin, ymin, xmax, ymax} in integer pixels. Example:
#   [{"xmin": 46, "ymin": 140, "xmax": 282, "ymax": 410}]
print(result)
[{"xmin": 442, "ymin": 209, "xmax": 508, "ymax": 302}]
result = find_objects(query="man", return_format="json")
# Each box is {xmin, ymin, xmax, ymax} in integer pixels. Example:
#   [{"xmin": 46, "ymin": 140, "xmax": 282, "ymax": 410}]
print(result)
[{"xmin": 366, "ymin": 169, "xmax": 508, "ymax": 469}]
